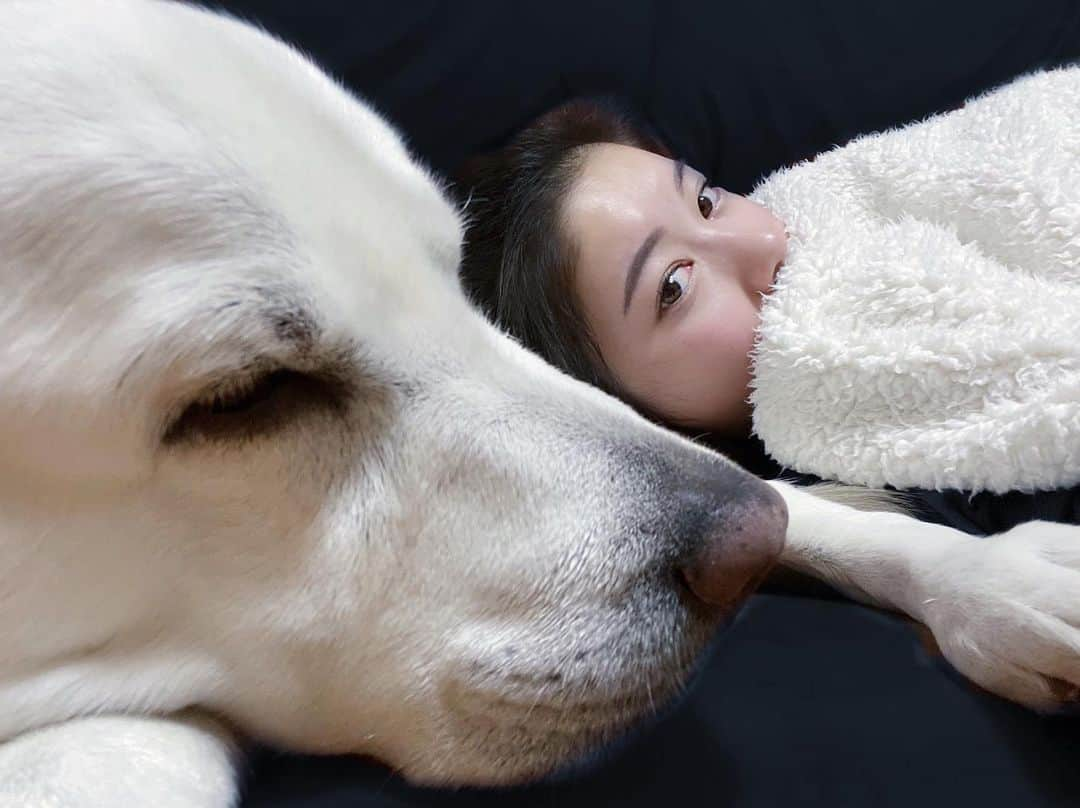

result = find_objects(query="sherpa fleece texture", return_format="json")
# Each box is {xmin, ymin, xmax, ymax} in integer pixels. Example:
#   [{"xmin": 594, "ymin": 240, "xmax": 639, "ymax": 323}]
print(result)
[{"xmin": 748, "ymin": 66, "xmax": 1080, "ymax": 494}]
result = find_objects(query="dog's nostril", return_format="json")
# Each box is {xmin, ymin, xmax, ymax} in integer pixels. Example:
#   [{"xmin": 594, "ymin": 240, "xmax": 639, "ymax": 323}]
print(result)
[
  {"xmin": 677, "ymin": 481, "xmax": 788, "ymax": 611},
  {"xmin": 673, "ymin": 565, "xmax": 701, "ymax": 604}
]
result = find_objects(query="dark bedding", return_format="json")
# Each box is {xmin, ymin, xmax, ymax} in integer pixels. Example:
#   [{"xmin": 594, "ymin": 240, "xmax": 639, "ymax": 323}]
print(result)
[{"xmin": 215, "ymin": 1, "xmax": 1080, "ymax": 804}]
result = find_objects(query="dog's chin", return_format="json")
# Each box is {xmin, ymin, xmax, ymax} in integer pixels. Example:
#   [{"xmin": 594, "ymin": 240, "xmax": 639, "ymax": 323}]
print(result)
[
  {"xmin": 411, "ymin": 707, "xmax": 637, "ymax": 788},
  {"xmin": 423, "ymin": 667, "xmax": 703, "ymax": 787},
  {"xmin": 421, "ymin": 619, "xmax": 719, "ymax": 787},
  {"xmin": 403, "ymin": 694, "xmax": 658, "ymax": 788}
]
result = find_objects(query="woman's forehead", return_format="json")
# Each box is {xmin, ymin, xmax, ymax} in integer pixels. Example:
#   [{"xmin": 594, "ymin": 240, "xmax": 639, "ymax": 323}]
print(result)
[
  {"xmin": 572, "ymin": 143, "xmax": 674, "ymax": 205},
  {"xmin": 566, "ymin": 144, "xmax": 675, "ymax": 272}
]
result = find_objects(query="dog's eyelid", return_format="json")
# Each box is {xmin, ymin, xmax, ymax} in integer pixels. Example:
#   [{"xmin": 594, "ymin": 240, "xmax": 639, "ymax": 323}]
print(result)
[{"xmin": 161, "ymin": 363, "xmax": 351, "ymax": 447}]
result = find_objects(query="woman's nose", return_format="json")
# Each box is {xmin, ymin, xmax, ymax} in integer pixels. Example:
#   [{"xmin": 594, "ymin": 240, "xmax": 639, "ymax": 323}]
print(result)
[{"xmin": 706, "ymin": 195, "xmax": 788, "ymax": 291}]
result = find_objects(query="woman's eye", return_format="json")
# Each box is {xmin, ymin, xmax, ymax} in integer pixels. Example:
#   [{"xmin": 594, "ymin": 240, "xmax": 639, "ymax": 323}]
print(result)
[
  {"xmin": 659, "ymin": 263, "xmax": 692, "ymax": 311},
  {"xmin": 697, "ymin": 185, "xmax": 719, "ymax": 218}
]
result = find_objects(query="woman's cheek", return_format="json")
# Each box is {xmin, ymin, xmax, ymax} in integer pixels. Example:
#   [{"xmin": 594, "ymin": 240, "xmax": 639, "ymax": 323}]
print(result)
[{"xmin": 693, "ymin": 298, "xmax": 759, "ymax": 377}]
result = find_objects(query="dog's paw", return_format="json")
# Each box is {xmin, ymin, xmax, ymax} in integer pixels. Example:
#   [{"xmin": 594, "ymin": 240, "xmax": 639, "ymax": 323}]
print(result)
[
  {"xmin": 0, "ymin": 712, "xmax": 241, "ymax": 808},
  {"xmin": 915, "ymin": 520, "xmax": 1080, "ymax": 711}
]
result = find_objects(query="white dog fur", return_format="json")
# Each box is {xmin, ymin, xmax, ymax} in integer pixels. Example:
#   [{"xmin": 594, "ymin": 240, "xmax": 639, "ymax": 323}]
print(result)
[{"xmin": 1, "ymin": 2, "xmax": 1078, "ymax": 805}]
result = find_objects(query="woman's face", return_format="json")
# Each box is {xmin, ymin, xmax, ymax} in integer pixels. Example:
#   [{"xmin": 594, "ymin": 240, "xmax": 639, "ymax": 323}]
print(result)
[{"xmin": 563, "ymin": 143, "xmax": 787, "ymax": 434}]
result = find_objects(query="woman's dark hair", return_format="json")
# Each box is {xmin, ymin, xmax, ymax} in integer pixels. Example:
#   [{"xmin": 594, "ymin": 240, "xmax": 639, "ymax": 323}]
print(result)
[{"xmin": 456, "ymin": 98, "xmax": 669, "ymax": 399}]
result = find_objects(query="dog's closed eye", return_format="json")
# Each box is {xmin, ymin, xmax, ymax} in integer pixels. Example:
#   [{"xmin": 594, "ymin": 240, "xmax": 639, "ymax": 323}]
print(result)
[{"xmin": 164, "ymin": 367, "xmax": 348, "ymax": 446}]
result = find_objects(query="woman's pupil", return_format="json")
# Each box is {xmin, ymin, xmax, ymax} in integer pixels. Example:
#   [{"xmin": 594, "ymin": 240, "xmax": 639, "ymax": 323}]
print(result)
[
  {"xmin": 698, "ymin": 194, "xmax": 712, "ymax": 217},
  {"xmin": 661, "ymin": 276, "xmax": 681, "ymax": 305}
]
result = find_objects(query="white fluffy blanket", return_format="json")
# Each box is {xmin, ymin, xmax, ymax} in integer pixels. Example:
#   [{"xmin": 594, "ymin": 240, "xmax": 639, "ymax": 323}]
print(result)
[{"xmin": 748, "ymin": 66, "xmax": 1080, "ymax": 493}]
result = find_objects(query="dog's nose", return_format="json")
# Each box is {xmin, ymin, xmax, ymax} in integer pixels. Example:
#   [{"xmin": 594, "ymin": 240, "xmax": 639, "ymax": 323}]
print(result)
[{"xmin": 675, "ymin": 464, "xmax": 788, "ymax": 611}]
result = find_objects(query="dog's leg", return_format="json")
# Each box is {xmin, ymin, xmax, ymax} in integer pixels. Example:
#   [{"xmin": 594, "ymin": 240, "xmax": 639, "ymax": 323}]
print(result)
[
  {"xmin": 0, "ymin": 711, "xmax": 241, "ymax": 808},
  {"xmin": 771, "ymin": 480, "xmax": 1080, "ymax": 711},
  {"xmin": 768, "ymin": 481, "xmax": 949, "ymax": 615}
]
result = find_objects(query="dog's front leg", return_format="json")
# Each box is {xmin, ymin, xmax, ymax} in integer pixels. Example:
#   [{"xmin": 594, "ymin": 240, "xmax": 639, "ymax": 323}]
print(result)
[
  {"xmin": 771, "ymin": 480, "xmax": 1080, "ymax": 711},
  {"xmin": 768, "ymin": 481, "xmax": 951, "ymax": 616},
  {"xmin": 0, "ymin": 711, "xmax": 241, "ymax": 807}
]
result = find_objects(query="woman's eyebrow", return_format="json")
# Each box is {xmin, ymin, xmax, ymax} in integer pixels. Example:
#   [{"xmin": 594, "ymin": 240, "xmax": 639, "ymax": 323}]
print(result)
[
  {"xmin": 623, "ymin": 226, "xmax": 664, "ymax": 315},
  {"xmin": 674, "ymin": 159, "xmax": 686, "ymax": 194}
]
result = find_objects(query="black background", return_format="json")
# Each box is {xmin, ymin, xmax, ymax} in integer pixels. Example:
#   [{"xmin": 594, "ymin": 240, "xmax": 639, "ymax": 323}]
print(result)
[{"xmin": 209, "ymin": 2, "xmax": 1080, "ymax": 804}]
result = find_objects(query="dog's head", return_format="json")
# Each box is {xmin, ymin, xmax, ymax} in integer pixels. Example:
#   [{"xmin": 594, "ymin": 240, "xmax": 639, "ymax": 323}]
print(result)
[{"xmin": 0, "ymin": 0, "xmax": 786, "ymax": 786}]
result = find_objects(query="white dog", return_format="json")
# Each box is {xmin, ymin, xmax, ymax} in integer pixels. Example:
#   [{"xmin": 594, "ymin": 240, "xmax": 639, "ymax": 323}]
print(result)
[{"xmin": 1, "ymin": 2, "xmax": 1077, "ymax": 805}]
